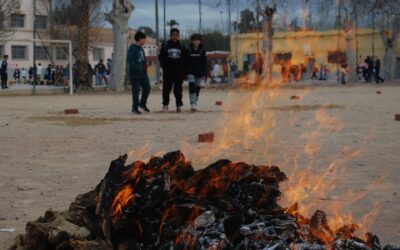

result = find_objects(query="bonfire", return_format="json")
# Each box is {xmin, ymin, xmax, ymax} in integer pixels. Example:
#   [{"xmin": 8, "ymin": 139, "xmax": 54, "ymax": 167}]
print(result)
[{"xmin": 9, "ymin": 151, "xmax": 399, "ymax": 250}]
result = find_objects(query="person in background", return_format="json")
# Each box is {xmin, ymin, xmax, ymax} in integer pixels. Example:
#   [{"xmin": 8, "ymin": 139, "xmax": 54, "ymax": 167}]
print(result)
[
  {"xmin": 222, "ymin": 62, "xmax": 228, "ymax": 82},
  {"xmin": 127, "ymin": 31, "xmax": 151, "ymax": 114},
  {"xmin": 340, "ymin": 63, "xmax": 348, "ymax": 84},
  {"xmin": 107, "ymin": 58, "xmax": 112, "ymax": 74},
  {"xmin": 213, "ymin": 62, "xmax": 221, "ymax": 83},
  {"xmin": 311, "ymin": 65, "xmax": 319, "ymax": 80},
  {"xmin": 21, "ymin": 67, "xmax": 27, "ymax": 84},
  {"xmin": 36, "ymin": 63, "xmax": 43, "ymax": 85},
  {"xmin": 1, "ymin": 54, "xmax": 9, "ymax": 89},
  {"xmin": 186, "ymin": 33, "xmax": 207, "ymax": 112},
  {"xmin": 159, "ymin": 28, "xmax": 186, "ymax": 112},
  {"xmin": 230, "ymin": 61, "xmax": 238, "ymax": 80},
  {"xmin": 374, "ymin": 57, "xmax": 384, "ymax": 84},
  {"xmin": 13, "ymin": 66, "xmax": 21, "ymax": 84},
  {"xmin": 45, "ymin": 64, "xmax": 52, "ymax": 85},
  {"xmin": 28, "ymin": 67, "xmax": 34, "ymax": 84},
  {"xmin": 95, "ymin": 59, "xmax": 108, "ymax": 86}
]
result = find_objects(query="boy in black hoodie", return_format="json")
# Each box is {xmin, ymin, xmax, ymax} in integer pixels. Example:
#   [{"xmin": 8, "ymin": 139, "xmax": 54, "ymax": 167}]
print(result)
[
  {"xmin": 186, "ymin": 34, "xmax": 207, "ymax": 112},
  {"xmin": 127, "ymin": 31, "xmax": 151, "ymax": 114},
  {"xmin": 159, "ymin": 28, "xmax": 186, "ymax": 112}
]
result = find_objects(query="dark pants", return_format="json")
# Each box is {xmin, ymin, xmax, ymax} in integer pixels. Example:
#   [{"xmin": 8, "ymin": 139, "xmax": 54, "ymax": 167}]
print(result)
[
  {"xmin": 131, "ymin": 76, "xmax": 150, "ymax": 111},
  {"xmin": 162, "ymin": 71, "xmax": 183, "ymax": 107},
  {"xmin": 375, "ymin": 71, "xmax": 384, "ymax": 83},
  {"xmin": 189, "ymin": 82, "xmax": 201, "ymax": 105},
  {"xmin": 1, "ymin": 74, "xmax": 7, "ymax": 89}
]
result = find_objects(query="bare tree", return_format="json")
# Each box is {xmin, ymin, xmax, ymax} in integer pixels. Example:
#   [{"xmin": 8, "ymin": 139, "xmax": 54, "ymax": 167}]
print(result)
[
  {"xmin": 262, "ymin": 4, "xmax": 276, "ymax": 83},
  {"xmin": 0, "ymin": 0, "xmax": 21, "ymax": 39},
  {"xmin": 373, "ymin": 0, "xmax": 400, "ymax": 80},
  {"xmin": 52, "ymin": 0, "xmax": 104, "ymax": 60},
  {"xmin": 105, "ymin": 0, "xmax": 134, "ymax": 92}
]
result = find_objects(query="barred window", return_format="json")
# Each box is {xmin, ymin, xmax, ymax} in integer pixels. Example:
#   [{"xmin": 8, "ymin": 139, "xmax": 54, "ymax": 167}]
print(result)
[
  {"xmin": 11, "ymin": 14, "xmax": 24, "ymax": 28},
  {"xmin": 35, "ymin": 15, "xmax": 47, "ymax": 29},
  {"xmin": 92, "ymin": 48, "xmax": 104, "ymax": 61},
  {"xmin": 12, "ymin": 46, "xmax": 27, "ymax": 59},
  {"xmin": 56, "ymin": 47, "xmax": 68, "ymax": 60},
  {"xmin": 35, "ymin": 46, "xmax": 48, "ymax": 60}
]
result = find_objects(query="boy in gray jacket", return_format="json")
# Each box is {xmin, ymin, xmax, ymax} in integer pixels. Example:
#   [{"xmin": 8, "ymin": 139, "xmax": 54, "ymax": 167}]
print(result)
[{"xmin": 127, "ymin": 31, "xmax": 151, "ymax": 114}]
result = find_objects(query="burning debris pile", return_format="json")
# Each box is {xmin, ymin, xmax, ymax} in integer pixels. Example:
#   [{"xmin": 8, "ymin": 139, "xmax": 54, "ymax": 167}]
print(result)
[{"xmin": 10, "ymin": 151, "xmax": 400, "ymax": 250}]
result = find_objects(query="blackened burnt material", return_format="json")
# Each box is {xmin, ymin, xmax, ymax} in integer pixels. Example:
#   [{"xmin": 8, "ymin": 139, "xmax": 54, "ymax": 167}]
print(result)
[{"xmin": 10, "ymin": 151, "xmax": 400, "ymax": 250}]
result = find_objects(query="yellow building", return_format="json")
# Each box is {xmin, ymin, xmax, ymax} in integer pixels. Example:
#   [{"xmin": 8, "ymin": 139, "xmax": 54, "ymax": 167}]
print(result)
[{"xmin": 230, "ymin": 29, "xmax": 400, "ymax": 78}]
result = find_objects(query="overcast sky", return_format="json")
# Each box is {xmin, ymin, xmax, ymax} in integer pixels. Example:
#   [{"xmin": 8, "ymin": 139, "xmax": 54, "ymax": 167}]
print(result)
[{"xmin": 101, "ymin": 0, "xmax": 249, "ymax": 36}]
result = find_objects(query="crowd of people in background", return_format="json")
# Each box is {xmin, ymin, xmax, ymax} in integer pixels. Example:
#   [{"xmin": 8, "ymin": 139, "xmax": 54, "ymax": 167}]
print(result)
[
  {"xmin": 359, "ymin": 56, "xmax": 384, "ymax": 84},
  {"xmin": 0, "ymin": 57, "xmax": 113, "ymax": 89}
]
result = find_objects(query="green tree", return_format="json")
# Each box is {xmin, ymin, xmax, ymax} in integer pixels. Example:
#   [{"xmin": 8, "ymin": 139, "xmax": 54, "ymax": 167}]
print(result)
[
  {"xmin": 166, "ymin": 19, "xmax": 179, "ymax": 30},
  {"xmin": 238, "ymin": 9, "xmax": 256, "ymax": 33},
  {"xmin": 137, "ymin": 26, "xmax": 155, "ymax": 37}
]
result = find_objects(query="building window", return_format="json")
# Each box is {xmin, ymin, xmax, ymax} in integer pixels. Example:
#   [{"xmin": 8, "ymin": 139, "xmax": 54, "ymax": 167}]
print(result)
[
  {"xmin": 11, "ymin": 14, "xmax": 24, "ymax": 28},
  {"xmin": 92, "ymin": 48, "xmax": 104, "ymax": 61},
  {"xmin": 35, "ymin": 46, "xmax": 49, "ymax": 60},
  {"xmin": 35, "ymin": 15, "xmax": 47, "ymax": 29},
  {"xmin": 12, "ymin": 46, "xmax": 27, "ymax": 59},
  {"xmin": 56, "ymin": 47, "xmax": 68, "ymax": 60},
  {"xmin": 0, "ymin": 45, "xmax": 4, "ymax": 58},
  {"xmin": 328, "ymin": 51, "xmax": 347, "ymax": 64}
]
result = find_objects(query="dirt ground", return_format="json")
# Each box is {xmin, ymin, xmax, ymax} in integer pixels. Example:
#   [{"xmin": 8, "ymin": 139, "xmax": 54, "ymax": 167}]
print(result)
[{"xmin": 1, "ymin": 84, "xmax": 400, "ymax": 248}]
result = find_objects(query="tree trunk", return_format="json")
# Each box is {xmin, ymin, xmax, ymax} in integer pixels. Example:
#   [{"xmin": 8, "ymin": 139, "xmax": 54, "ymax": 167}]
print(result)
[
  {"xmin": 344, "ymin": 19, "xmax": 356, "ymax": 82},
  {"xmin": 78, "ymin": 0, "xmax": 90, "ymax": 90},
  {"xmin": 105, "ymin": 0, "xmax": 134, "ymax": 92},
  {"xmin": 381, "ymin": 29, "xmax": 399, "ymax": 80},
  {"xmin": 383, "ymin": 46, "xmax": 394, "ymax": 80},
  {"xmin": 262, "ymin": 5, "xmax": 276, "ymax": 84}
]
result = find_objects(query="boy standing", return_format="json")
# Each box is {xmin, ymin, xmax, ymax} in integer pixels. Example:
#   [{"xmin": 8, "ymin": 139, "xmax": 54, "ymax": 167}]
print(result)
[
  {"xmin": 95, "ymin": 59, "xmax": 108, "ymax": 86},
  {"xmin": 159, "ymin": 28, "xmax": 186, "ymax": 112},
  {"xmin": 1, "ymin": 55, "xmax": 9, "ymax": 89},
  {"xmin": 186, "ymin": 34, "xmax": 207, "ymax": 112},
  {"xmin": 127, "ymin": 31, "xmax": 151, "ymax": 114}
]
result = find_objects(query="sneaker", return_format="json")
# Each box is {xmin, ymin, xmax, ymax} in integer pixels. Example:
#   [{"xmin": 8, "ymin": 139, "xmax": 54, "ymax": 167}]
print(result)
[
  {"xmin": 139, "ymin": 104, "xmax": 150, "ymax": 112},
  {"xmin": 176, "ymin": 107, "xmax": 182, "ymax": 113},
  {"xmin": 163, "ymin": 105, "xmax": 168, "ymax": 112},
  {"xmin": 132, "ymin": 109, "xmax": 142, "ymax": 115},
  {"xmin": 190, "ymin": 104, "xmax": 197, "ymax": 112}
]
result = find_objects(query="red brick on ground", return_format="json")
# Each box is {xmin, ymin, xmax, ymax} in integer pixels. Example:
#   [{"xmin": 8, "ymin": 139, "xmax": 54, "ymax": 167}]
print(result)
[
  {"xmin": 64, "ymin": 109, "xmax": 79, "ymax": 115},
  {"xmin": 198, "ymin": 132, "xmax": 214, "ymax": 143}
]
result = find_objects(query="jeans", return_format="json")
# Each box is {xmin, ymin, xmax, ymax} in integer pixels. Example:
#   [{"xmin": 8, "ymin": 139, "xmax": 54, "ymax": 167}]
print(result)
[
  {"xmin": 187, "ymin": 74, "xmax": 204, "ymax": 105},
  {"xmin": 131, "ymin": 76, "xmax": 150, "ymax": 111},
  {"xmin": 96, "ymin": 72, "xmax": 107, "ymax": 85}
]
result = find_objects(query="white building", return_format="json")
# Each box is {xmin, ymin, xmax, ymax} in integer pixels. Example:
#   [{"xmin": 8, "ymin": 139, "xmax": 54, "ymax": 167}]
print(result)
[{"xmin": 0, "ymin": 0, "xmax": 157, "ymax": 77}]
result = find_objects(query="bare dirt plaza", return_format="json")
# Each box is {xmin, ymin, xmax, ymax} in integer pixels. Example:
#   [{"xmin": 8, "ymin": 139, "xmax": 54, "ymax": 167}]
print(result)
[{"xmin": 0, "ymin": 84, "xmax": 400, "ymax": 248}]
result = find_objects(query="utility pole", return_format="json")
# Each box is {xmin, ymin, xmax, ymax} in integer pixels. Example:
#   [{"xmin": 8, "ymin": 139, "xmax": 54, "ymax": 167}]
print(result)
[
  {"xmin": 372, "ymin": 8, "xmax": 375, "ymax": 57},
  {"xmin": 337, "ymin": 1, "xmax": 341, "ymax": 83},
  {"xmin": 227, "ymin": 0, "xmax": 231, "ymax": 35},
  {"xmin": 155, "ymin": 0, "xmax": 161, "ymax": 85},
  {"xmin": 199, "ymin": 0, "xmax": 203, "ymax": 33},
  {"xmin": 33, "ymin": 0, "xmax": 37, "ymax": 94},
  {"xmin": 163, "ymin": 0, "xmax": 166, "ymax": 40}
]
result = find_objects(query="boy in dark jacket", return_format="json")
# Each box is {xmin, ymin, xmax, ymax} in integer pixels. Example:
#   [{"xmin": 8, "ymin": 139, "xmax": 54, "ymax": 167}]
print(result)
[
  {"xmin": 159, "ymin": 28, "xmax": 186, "ymax": 112},
  {"xmin": 186, "ymin": 33, "xmax": 207, "ymax": 112},
  {"xmin": 127, "ymin": 31, "xmax": 151, "ymax": 114}
]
